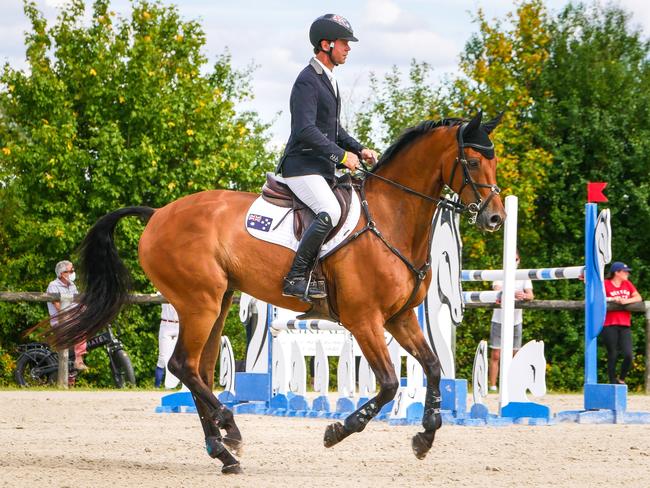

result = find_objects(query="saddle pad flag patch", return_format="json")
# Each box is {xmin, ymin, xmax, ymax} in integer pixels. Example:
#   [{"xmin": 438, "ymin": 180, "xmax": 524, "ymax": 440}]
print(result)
[{"xmin": 247, "ymin": 214, "xmax": 273, "ymax": 232}]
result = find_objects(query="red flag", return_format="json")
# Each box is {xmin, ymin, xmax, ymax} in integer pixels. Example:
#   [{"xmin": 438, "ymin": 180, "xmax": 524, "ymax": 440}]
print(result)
[{"xmin": 587, "ymin": 182, "xmax": 608, "ymax": 202}]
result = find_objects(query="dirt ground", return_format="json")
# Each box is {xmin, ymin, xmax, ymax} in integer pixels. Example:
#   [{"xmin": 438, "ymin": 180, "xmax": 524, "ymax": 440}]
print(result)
[{"xmin": 1, "ymin": 390, "xmax": 650, "ymax": 488}]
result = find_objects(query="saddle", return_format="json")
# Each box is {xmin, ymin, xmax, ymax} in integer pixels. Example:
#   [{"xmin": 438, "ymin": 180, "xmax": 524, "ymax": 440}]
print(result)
[{"xmin": 261, "ymin": 172, "xmax": 353, "ymax": 243}]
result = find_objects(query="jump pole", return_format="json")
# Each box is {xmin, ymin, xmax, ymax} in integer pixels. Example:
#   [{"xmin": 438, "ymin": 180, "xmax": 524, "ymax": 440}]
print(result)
[{"xmin": 498, "ymin": 195, "xmax": 518, "ymax": 412}]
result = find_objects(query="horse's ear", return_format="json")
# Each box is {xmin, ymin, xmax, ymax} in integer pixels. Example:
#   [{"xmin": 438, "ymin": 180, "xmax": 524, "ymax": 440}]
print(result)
[
  {"xmin": 464, "ymin": 111, "xmax": 483, "ymax": 136},
  {"xmin": 483, "ymin": 111, "xmax": 504, "ymax": 134}
]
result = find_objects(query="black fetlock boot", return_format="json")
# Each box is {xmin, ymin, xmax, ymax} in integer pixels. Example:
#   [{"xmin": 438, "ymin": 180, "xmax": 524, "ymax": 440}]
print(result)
[{"xmin": 283, "ymin": 212, "xmax": 334, "ymax": 301}]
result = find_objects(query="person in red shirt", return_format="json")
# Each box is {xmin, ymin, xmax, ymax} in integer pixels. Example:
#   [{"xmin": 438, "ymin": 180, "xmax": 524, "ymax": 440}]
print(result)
[{"xmin": 602, "ymin": 261, "xmax": 642, "ymax": 384}]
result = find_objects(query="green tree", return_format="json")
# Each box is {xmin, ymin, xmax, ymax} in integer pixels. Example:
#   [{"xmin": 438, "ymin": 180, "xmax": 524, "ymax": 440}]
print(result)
[
  {"xmin": 530, "ymin": 2, "xmax": 650, "ymax": 389},
  {"xmin": 0, "ymin": 0, "xmax": 274, "ymax": 385},
  {"xmin": 355, "ymin": 1, "xmax": 563, "ymax": 386},
  {"xmin": 355, "ymin": 61, "xmax": 445, "ymax": 149},
  {"xmin": 355, "ymin": 1, "xmax": 650, "ymax": 391}
]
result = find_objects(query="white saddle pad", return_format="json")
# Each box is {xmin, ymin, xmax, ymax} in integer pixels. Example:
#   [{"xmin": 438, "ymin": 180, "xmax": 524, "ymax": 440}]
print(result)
[{"xmin": 245, "ymin": 189, "xmax": 361, "ymax": 258}]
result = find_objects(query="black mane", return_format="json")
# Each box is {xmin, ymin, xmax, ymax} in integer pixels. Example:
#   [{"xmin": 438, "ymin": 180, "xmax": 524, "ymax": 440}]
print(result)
[{"xmin": 373, "ymin": 118, "xmax": 464, "ymax": 171}]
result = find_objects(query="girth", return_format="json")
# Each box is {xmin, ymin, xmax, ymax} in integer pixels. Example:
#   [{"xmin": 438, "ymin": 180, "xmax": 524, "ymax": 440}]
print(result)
[{"xmin": 261, "ymin": 172, "xmax": 353, "ymax": 243}]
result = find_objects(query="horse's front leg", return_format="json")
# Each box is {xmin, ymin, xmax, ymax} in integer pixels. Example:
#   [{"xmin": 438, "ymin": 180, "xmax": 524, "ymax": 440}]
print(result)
[
  {"xmin": 386, "ymin": 310, "xmax": 442, "ymax": 460},
  {"xmin": 323, "ymin": 316, "xmax": 399, "ymax": 447}
]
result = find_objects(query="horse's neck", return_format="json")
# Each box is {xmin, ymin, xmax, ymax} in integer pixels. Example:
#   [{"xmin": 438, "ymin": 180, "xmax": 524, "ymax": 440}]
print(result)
[{"xmin": 366, "ymin": 139, "xmax": 445, "ymax": 258}]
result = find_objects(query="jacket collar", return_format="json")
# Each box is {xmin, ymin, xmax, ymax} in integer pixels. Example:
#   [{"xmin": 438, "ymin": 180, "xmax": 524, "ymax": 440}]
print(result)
[{"xmin": 309, "ymin": 58, "xmax": 337, "ymax": 99}]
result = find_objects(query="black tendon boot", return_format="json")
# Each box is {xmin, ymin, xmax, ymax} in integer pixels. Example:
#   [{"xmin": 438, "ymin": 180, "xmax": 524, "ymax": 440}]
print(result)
[{"xmin": 282, "ymin": 212, "xmax": 334, "ymax": 301}]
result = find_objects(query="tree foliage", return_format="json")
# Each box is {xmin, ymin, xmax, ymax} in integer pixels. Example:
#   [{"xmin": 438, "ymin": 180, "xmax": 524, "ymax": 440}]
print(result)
[
  {"xmin": 356, "ymin": 1, "xmax": 650, "ymax": 390},
  {"xmin": 528, "ymin": 2, "xmax": 650, "ymax": 389},
  {"xmin": 0, "ymin": 0, "xmax": 274, "ymax": 385}
]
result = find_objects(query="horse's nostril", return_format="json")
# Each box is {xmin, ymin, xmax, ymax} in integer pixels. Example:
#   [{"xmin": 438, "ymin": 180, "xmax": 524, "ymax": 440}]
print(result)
[{"xmin": 490, "ymin": 214, "xmax": 503, "ymax": 226}]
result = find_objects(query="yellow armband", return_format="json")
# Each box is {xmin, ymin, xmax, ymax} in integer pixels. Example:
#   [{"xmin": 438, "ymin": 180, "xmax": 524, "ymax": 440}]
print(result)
[{"xmin": 341, "ymin": 152, "xmax": 348, "ymax": 164}]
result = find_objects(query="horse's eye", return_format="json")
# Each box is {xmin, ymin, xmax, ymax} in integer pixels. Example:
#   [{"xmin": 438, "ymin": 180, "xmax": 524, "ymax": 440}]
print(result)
[{"xmin": 467, "ymin": 158, "xmax": 480, "ymax": 169}]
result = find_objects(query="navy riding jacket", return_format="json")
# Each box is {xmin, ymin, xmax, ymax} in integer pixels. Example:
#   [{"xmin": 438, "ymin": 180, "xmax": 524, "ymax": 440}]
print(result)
[{"xmin": 279, "ymin": 58, "xmax": 364, "ymax": 181}]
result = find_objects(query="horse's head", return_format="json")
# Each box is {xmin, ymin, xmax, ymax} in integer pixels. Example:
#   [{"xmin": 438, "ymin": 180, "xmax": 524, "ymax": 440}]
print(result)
[{"xmin": 444, "ymin": 112, "xmax": 506, "ymax": 232}]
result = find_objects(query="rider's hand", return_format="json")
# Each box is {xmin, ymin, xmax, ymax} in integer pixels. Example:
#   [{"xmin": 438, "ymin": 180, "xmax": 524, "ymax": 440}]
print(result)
[
  {"xmin": 343, "ymin": 151, "xmax": 360, "ymax": 171},
  {"xmin": 360, "ymin": 148, "xmax": 379, "ymax": 165}
]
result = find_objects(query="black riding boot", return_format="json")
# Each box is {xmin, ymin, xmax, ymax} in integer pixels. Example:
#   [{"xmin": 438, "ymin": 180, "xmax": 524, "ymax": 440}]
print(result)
[{"xmin": 282, "ymin": 212, "xmax": 334, "ymax": 301}]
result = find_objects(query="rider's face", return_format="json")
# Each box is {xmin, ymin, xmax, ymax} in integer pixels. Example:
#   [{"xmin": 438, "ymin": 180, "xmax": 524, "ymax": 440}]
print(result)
[{"xmin": 331, "ymin": 39, "xmax": 350, "ymax": 65}]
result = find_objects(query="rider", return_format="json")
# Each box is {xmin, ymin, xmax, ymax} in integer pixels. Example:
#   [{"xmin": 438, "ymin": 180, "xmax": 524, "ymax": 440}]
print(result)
[{"xmin": 278, "ymin": 13, "xmax": 378, "ymax": 301}]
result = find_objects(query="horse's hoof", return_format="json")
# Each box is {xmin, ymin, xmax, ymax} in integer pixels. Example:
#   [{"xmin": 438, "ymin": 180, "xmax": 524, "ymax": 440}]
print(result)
[
  {"xmin": 221, "ymin": 462, "xmax": 242, "ymax": 475},
  {"xmin": 411, "ymin": 432, "xmax": 433, "ymax": 460},
  {"xmin": 224, "ymin": 437, "xmax": 243, "ymax": 457},
  {"xmin": 323, "ymin": 421, "xmax": 347, "ymax": 448}
]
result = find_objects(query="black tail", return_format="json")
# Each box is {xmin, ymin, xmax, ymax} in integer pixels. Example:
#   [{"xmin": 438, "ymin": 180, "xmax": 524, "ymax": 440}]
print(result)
[{"xmin": 48, "ymin": 206, "xmax": 155, "ymax": 349}]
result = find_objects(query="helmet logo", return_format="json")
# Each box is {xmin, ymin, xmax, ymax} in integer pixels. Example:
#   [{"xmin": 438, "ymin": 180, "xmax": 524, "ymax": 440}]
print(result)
[{"xmin": 331, "ymin": 15, "xmax": 352, "ymax": 31}]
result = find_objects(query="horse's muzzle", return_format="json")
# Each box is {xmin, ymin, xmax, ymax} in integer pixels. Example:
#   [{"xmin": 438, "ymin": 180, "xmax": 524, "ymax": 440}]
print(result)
[{"xmin": 477, "ymin": 208, "xmax": 505, "ymax": 232}]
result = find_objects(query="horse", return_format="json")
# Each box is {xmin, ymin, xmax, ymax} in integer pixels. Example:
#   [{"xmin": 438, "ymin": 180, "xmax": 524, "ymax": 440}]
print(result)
[{"xmin": 49, "ymin": 111, "xmax": 506, "ymax": 474}]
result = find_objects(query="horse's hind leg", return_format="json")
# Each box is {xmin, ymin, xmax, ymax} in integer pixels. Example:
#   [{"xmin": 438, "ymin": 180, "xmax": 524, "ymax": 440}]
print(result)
[
  {"xmin": 386, "ymin": 310, "xmax": 442, "ymax": 460},
  {"xmin": 168, "ymin": 290, "xmax": 242, "ymax": 474},
  {"xmin": 324, "ymin": 315, "xmax": 399, "ymax": 448},
  {"xmin": 193, "ymin": 291, "xmax": 243, "ymax": 455}
]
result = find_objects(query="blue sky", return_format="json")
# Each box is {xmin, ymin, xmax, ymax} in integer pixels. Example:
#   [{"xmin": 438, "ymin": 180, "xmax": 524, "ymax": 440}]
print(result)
[{"xmin": 2, "ymin": 0, "xmax": 649, "ymax": 146}]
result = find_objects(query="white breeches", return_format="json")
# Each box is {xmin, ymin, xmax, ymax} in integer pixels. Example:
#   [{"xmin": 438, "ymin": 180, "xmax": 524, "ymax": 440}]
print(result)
[{"xmin": 284, "ymin": 174, "xmax": 342, "ymax": 226}]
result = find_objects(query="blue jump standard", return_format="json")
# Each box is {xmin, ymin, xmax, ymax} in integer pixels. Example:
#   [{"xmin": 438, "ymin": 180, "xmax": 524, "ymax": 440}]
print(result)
[{"xmin": 155, "ymin": 379, "xmax": 650, "ymax": 425}]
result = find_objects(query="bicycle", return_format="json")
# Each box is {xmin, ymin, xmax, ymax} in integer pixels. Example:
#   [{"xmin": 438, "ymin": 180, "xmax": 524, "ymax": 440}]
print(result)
[{"xmin": 14, "ymin": 324, "xmax": 136, "ymax": 388}]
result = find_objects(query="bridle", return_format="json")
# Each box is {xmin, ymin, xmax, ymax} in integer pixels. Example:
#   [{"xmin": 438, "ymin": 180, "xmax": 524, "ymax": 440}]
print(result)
[
  {"xmin": 345, "ymin": 123, "xmax": 501, "ymax": 320},
  {"xmin": 357, "ymin": 123, "xmax": 500, "ymax": 223},
  {"xmin": 448, "ymin": 123, "xmax": 501, "ymax": 224}
]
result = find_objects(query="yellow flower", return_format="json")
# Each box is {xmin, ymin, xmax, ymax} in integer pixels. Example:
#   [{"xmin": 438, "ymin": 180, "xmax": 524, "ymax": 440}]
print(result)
[
  {"xmin": 118, "ymin": 95, "xmax": 125, "ymax": 103},
  {"xmin": 1, "ymin": 147, "xmax": 10, "ymax": 155},
  {"xmin": 54, "ymin": 229, "xmax": 64, "ymax": 237},
  {"xmin": 186, "ymin": 129, "xmax": 194, "ymax": 136},
  {"xmin": 144, "ymin": 35, "xmax": 151, "ymax": 42},
  {"xmin": 175, "ymin": 34, "xmax": 184, "ymax": 42},
  {"xmin": 167, "ymin": 121, "xmax": 175, "ymax": 128},
  {"xmin": 89, "ymin": 68, "xmax": 97, "ymax": 76},
  {"xmin": 142, "ymin": 11, "xmax": 151, "ymax": 20},
  {"xmin": 167, "ymin": 181, "xmax": 176, "ymax": 190}
]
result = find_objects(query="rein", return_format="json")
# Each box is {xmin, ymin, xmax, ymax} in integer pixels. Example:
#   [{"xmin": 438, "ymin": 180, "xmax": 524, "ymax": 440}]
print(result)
[{"xmin": 346, "ymin": 124, "xmax": 500, "ymax": 320}]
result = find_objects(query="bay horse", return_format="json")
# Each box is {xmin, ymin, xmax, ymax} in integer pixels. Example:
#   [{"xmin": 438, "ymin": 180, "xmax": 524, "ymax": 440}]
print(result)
[{"xmin": 50, "ymin": 111, "xmax": 506, "ymax": 474}]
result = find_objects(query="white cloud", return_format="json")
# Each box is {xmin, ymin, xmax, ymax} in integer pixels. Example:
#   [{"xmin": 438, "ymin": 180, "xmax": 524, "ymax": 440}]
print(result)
[
  {"xmin": 364, "ymin": 0, "xmax": 402, "ymax": 27},
  {"xmin": 44, "ymin": 0, "xmax": 68, "ymax": 8},
  {"xmin": 618, "ymin": 0, "xmax": 650, "ymax": 35},
  {"xmin": 360, "ymin": 28, "xmax": 460, "ymax": 67}
]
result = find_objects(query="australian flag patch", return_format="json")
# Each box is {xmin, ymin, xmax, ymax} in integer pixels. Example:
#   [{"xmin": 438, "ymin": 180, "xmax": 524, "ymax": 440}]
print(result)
[{"xmin": 247, "ymin": 213, "xmax": 273, "ymax": 232}]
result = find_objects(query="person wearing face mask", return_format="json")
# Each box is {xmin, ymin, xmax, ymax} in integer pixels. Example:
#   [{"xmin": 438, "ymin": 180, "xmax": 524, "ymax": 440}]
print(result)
[{"xmin": 47, "ymin": 260, "xmax": 87, "ymax": 372}]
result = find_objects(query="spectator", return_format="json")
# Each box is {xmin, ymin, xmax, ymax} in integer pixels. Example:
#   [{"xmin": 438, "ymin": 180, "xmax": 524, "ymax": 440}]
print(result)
[
  {"xmin": 488, "ymin": 251, "xmax": 534, "ymax": 392},
  {"xmin": 155, "ymin": 297, "xmax": 180, "ymax": 388},
  {"xmin": 602, "ymin": 261, "xmax": 642, "ymax": 384},
  {"xmin": 47, "ymin": 260, "xmax": 87, "ymax": 371}
]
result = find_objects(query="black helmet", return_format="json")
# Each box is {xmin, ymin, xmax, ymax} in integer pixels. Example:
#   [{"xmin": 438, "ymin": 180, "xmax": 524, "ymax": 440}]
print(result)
[{"xmin": 309, "ymin": 14, "xmax": 358, "ymax": 50}]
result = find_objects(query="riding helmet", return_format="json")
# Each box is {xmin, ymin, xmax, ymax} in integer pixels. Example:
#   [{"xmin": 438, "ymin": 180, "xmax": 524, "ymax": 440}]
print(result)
[{"xmin": 309, "ymin": 14, "xmax": 358, "ymax": 49}]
